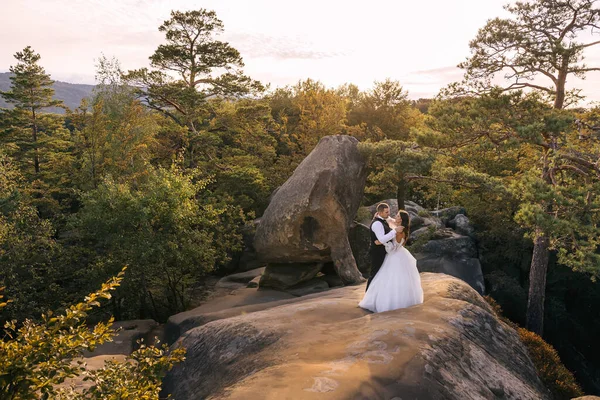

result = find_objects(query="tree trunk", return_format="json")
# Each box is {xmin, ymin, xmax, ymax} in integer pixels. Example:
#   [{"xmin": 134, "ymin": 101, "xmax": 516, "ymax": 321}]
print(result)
[
  {"xmin": 32, "ymin": 108, "xmax": 40, "ymax": 174},
  {"xmin": 396, "ymin": 179, "xmax": 406, "ymax": 211},
  {"xmin": 526, "ymin": 228, "xmax": 550, "ymax": 335},
  {"xmin": 554, "ymin": 68, "xmax": 567, "ymax": 110}
]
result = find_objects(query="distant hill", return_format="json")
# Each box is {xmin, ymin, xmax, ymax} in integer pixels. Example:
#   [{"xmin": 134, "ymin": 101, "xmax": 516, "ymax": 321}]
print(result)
[{"xmin": 0, "ymin": 72, "xmax": 95, "ymax": 113}]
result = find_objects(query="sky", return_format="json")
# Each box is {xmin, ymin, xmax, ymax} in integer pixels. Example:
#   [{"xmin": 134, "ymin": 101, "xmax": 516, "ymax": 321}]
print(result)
[{"xmin": 3, "ymin": 0, "xmax": 600, "ymax": 102}]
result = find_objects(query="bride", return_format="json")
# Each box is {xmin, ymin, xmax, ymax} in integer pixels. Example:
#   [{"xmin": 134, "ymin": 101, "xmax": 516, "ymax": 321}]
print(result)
[{"xmin": 359, "ymin": 210, "xmax": 424, "ymax": 313}]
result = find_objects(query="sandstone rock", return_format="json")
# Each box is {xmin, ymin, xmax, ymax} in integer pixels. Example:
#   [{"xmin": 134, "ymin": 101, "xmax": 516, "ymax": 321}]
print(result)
[
  {"xmin": 247, "ymin": 276, "xmax": 261, "ymax": 288},
  {"xmin": 84, "ymin": 319, "xmax": 158, "ymax": 356},
  {"xmin": 405, "ymin": 200, "xmax": 426, "ymax": 215},
  {"xmin": 259, "ymin": 262, "xmax": 323, "ymax": 290},
  {"xmin": 449, "ymin": 213, "xmax": 476, "ymax": 238},
  {"xmin": 415, "ymin": 230, "xmax": 484, "ymax": 294},
  {"xmin": 164, "ymin": 288, "xmax": 296, "ymax": 345},
  {"xmin": 409, "ymin": 214, "xmax": 426, "ymax": 230},
  {"xmin": 431, "ymin": 206, "xmax": 467, "ymax": 224},
  {"xmin": 321, "ymin": 274, "xmax": 344, "ymax": 288},
  {"xmin": 162, "ymin": 274, "xmax": 550, "ymax": 399},
  {"xmin": 216, "ymin": 268, "xmax": 266, "ymax": 290},
  {"xmin": 237, "ymin": 219, "xmax": 264, "ymax": 272},
  {"xmin": 421, "ymin": 230, "xmax": 478, "ymax": 258},
  {"xmin": 285, "ymin": 278, "xmax": 330, "ymax": 297},
  {"xmin": 407, "ymin": 226, "xmax": 435, "ymax": 245},
  {"xmin": 417, "ymin": 255, "xmax": 485, "ymax": 295},
  {"xmin": 254, "ymin": 135, "xmax": 367, "ymax": 284}
]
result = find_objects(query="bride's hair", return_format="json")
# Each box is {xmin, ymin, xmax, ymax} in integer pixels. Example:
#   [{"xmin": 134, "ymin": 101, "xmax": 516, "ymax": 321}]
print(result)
[{"xmin": 397, "ymin": 210, "xmax": 411, "ymax": 240}]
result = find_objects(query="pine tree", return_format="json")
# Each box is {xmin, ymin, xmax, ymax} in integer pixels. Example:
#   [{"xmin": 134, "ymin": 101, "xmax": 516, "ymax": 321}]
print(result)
[{"xmin": 1, "ymin": 46, "xmax": 63, "ymax": 174}]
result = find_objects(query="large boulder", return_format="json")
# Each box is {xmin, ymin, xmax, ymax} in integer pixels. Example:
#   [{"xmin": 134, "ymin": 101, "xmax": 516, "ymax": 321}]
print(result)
[
  {"xmin": 415, "ymin": 229, "xmax": 485, "ymax": 294},
  {"xmin": 162, "ymin": 274, "xmax": 550, "ymax": 399},
  {"xmin": 448, "ymin": 213, "xmax": 476, "ymax": 238},
  {"xmin": 254, "ymin": 135, "xmax": 367, "ymax": 284}
]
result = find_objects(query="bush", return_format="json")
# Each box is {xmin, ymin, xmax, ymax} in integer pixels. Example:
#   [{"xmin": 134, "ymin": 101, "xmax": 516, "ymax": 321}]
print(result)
[
  {"xmin": 483, "ymin": 296, "xmax": 583, "ymax": 399},
  {"xmin": 517, "ymin": 328, "xmax": 584, "ymax": 399}
]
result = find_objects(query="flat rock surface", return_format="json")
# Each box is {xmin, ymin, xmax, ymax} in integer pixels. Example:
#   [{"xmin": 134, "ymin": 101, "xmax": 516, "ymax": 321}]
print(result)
[{"xmin": 163, "ymin": 273, "xmax": 549, "ymax": 400}]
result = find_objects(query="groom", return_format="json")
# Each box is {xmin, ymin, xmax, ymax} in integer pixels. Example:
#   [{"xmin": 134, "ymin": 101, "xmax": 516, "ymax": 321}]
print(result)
[{"xmin": 367, "ymin": 203, "xmax": 403, "ymax": 291}]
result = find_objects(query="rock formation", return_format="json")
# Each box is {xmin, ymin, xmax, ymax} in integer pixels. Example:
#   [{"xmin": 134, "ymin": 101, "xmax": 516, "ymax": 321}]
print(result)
[{"xmin": 254, "ymin": 135, "xmax": 368, "ymax": 285}]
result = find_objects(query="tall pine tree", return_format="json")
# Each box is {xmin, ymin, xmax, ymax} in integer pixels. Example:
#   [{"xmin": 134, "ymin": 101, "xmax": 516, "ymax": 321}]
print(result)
[{"xmin": 1, "ymin": 46, "xmax": 63, "ymax": 174}]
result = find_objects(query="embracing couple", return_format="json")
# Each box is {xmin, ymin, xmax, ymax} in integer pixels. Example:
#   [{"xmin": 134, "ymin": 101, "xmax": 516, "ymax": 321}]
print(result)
[{"xmin": 359, "ymin": 203, "xmax": 424, "ymax": 313}]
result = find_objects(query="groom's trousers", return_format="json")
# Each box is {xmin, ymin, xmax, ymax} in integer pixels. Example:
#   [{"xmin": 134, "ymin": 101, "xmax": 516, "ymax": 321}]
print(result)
[{"xmin": 366, "ymin": 249, "xmax": 386, "ymax": 292}]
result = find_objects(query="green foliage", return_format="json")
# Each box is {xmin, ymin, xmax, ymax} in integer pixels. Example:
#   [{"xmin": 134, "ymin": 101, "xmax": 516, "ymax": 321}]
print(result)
[
  {"xmin": 70, "ymin": 99, "xmax": 160, "ymax": 189},
  {"xmin": 358, "ymin": 138, "xmax": 434, "ymax": 206},
  {"xmin": 0, "ymin": 46, "xmax": 63, "ymax": 113},
  {"xmin": 269, "ymin": 79, "xmax": 347, "ymax": 161},
  {"xmin": 0, "ymin": 48, "xmax": 77, "ymax": 220},
  {"xmin": 0, "ymin": 269, "xmax": 185, "ymax": 399},
  {"xmin": 123, "ymin": 8, "xmax": 264, "ymax": 164},
  {"xmin": 423, "ymin": 91, "xmax": 600, "ymax": 279},
  {"xmin": 72, "ymin": 167, "xmax": 244, "ymax": 320},
  {"xmin": 345, "ymin": 79, "xmax": 422, "ymax": 141},
  {"xmin": 56, "ymin": 342, "xmax": 185, "ymax": 399},
  {"xmin": 417, "ymin": 210, "xmax": 431, "ymax": 217},
  {"xmin": 198, "ymin": 99, "xmax": 280, "ymax": 213},
  {"xmin": 354, "ymin": 207, "xmax": 373, "ymax": 224},
  {"xmin": 0, "ymin": 46, "xmax": 64, "ymax": 176},
  {"xmin": 0, "ymin": 273, "xmax": 120, "ymax": 398},
  {"xmin": 0, "ymin": 152, "xmax": 65, "ymax": 323}
]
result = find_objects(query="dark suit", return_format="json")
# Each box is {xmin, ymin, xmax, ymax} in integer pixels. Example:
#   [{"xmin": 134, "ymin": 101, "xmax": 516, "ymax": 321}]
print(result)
[{"xmin": 366, "ymin": 217, "xmax": 392, "ymax": 291}]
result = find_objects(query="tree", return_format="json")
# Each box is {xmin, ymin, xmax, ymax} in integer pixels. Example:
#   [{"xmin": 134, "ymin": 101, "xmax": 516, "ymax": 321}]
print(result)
[
  {"xmin": 342, "ymin": 80, "xmax": 425, "ymax": 208},
  {"xmin": 457, "ymin": 0, "xmax": 600, "ymax": 110},
  {"xmin": 0, "ymin": 46, "xmax": 63, "ymax": 174},
  {"xmin": 453, "ymin": 0, "xmax": 600, "ymax": 335},
  {"xmin": 72, "ymin": 167, "xmax": 245, "ymax": 320},
  {"xmin": 268, "ymin": 79, "xmax": 349, "ymax": 183},
  {"xmin": 424, "ymin": 90, "xmax": 600, "ymax": 335},
  {"xmin": 0, "ymin": 151, "xmax": 65, "ymax": 324},
  {"xmin": 68, "ymin": 58, "xmax": 162, "ymax": 190},
  {"xmin": 358, "ymin": 139, "xmax": 434, "ymax": 209},
  {"xmin": 347, "ymin": 79, "xmax": 421, "ymax": 142},
  {"xmin": 124, "ymin": 9, "xmax": 263, "ymax": 167},
  {"xmin": 199, "ymin": 99, "xmax": 279, "ymax": 214}
]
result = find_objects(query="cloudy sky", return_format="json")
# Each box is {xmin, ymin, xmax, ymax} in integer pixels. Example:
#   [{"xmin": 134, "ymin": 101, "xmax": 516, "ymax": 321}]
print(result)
[{"xmin": 3, "ymin": 0, "xmax": 600, "ymax": 102}]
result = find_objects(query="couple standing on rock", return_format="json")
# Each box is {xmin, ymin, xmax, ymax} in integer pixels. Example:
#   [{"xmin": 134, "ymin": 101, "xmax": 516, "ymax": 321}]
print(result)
[{"xmin": 359, "ymin": 202, "xmax": 424, "ymax": 313}]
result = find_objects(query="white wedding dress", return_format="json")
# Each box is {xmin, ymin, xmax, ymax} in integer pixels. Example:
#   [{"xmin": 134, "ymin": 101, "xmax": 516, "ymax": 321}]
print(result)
[{"xmin": 359, "ymin": 237, "xmax": 424, "ymax": 313}]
